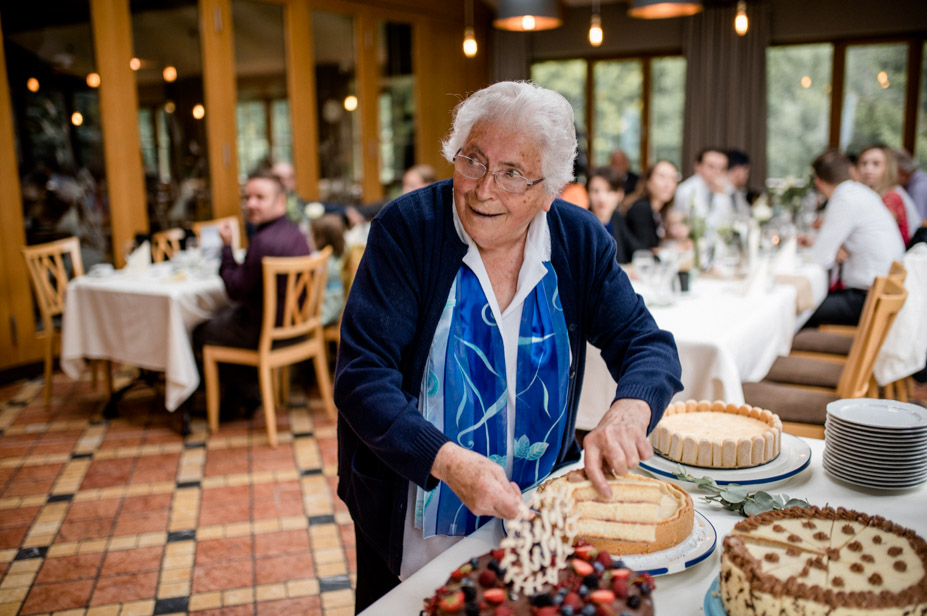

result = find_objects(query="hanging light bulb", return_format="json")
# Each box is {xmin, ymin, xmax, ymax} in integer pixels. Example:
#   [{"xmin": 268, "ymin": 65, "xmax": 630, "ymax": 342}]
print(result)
[
  {"xmin": 463, "ymin": 27, "xmax": 478, "ymax": 58},
  {"xmin": 463, "ymin": 0, "xmax": 478, "ymax": 58},
  {"xmin": 589, "ymin": 14, "xmax": 603, "ymax": 46},
  {"xmin": 734, "ymin": 1, "xmax": 749, "ymax": 36},
  {"xmin": 521, "ymin": 14, "xmax": 537, "ymax": 30},
  {"xmin": 589, "ymin": 0, "xmax": 603, "ymax": 47}
]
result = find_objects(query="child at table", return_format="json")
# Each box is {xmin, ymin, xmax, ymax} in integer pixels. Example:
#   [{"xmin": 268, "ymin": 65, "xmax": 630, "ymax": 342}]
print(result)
[{"xmin": 310, "ymin": 214, "xmax": 346, "ymax": 327}]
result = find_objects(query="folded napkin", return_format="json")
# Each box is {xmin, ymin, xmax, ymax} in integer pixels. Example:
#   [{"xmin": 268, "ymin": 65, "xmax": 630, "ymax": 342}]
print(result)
[
  {"xmin": 125, "ymin": 240, "xmax": 151, "ymax": 273},
  {"xmin": 773, "ymin": 273, "xmax": 815, "ymax": 313}
]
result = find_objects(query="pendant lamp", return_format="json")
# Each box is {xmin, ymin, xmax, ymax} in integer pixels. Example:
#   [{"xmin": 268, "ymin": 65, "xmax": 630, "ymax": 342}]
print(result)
[
  {"xmin": 628, "ymin": 0, "xmax": 703, "ymax": 19},
  {"xmin": 493, "ymin": 0, "xmax": 562, "ymax": 32}
]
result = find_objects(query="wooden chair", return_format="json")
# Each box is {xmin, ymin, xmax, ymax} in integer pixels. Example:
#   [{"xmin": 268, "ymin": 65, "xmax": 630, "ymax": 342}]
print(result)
[
  {"xmin": 204, "ymin": 248, "xmax": 335, "ymax": 447},
  {"xmin": 151, "ymin": 228, "xmax": 186, "ymax": 263},
  {"xmin": 22, "ymin": 237, "xmax": 86, "ymax": 407},
  {"xmin": 192, "ymin": 216, "xmax": 242, "ymax": 251},
  {"xmin": 811, "ymin": 261, "xmax": 906, "ymax": 339},
  {"xmin": 322, "ymin": 244, "xmax": 365, "ymax": 360},
  {"xmin": 743, "ymin": 275, "xmax": 908, "ymax": 433}
]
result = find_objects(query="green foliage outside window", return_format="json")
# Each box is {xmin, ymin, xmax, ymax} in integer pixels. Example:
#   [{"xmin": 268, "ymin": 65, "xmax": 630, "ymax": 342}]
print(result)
[
  {"xmin": 593, "ymin": 60, "xmax": 643, "ymax": 169},
  {"xmin": 841, "ymin": 43, "xmax": 908, "ymax": 155}
]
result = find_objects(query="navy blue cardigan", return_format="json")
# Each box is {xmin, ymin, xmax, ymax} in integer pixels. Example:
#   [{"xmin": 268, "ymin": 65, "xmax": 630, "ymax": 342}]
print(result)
[{"xmin": 334, "ymin": 179, "xmax": 682, "ymax": 575}]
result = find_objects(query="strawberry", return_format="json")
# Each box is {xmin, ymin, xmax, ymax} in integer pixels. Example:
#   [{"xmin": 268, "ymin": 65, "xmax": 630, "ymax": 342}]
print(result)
[
  {"xmin": 478, "ymin": 569, "xmax": 498, "ymax": 587},
  {"xmin": 438, "ymin": 591, "xmax": 465, "ymax": 612},
  {"xmin": 574, "ymin": 544, "xmax": 597, "ymax": 560},
  {"xmin": 562, "ymin": 592, "xmax": 582, "ymax": 609},
  {"xmin": 491, "ymin": 548, "xmax": 506, "ymax": 562},
  {"xmin": 589, "ymin": 590, "xmax": 615, "ymax": 605},
  {"xmin": 494, "ymin": 606, "xmax": 515, "ymax": 616},
  {"xmin": 611, "ymin": 578, "xmax": 628, "ymax": 599},
  {"xmin": 571, "ymin": 558, "xmax": 594, "ymax": 577},
  {"xmin": 595, "ymin": 551, "xmax": 613, "ymax": 568},
  {"xmin": 537, "ymin": 607, "xmax": 559, "ymax": 616},
  {"xmin": 612, "ymin": 568, "xmax": 631, "ymax": 581},
  {"xmin": 451, "ymin": 563, "xmax": 472, "ymax": 581},
  {"xmin": 484, "ymin": 588, "xmax": 506, "ymax": 605}
]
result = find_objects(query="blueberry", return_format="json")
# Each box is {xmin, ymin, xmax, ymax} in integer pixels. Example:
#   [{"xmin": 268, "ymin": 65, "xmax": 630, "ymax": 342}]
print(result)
[
  {"xmin": 462, "ymin": 586, "xmax": 477, "ymax": 601},
  {"xmin": 581, "ymin": 605, "xmax": 596, "ymax": 616},
  {"xmin": 639, "ymin": 582, "xmax": 652, "ymax": 596},
  {"xmin": 488, "ymin": 559, "xmax": 500, "ymax": 573},
  {"xmin": 465, "ymin": 603, "xmax": 479, "ymax": 616},
  {"xmin": 627, "ymin": 595, "xmax": 641, "ymax": 609},
  {"xmin": 593, "ymin": 561, "xmax": 604, "ymax": 573},
  {"xmin": 553, "ymin": 593, "xmax": 564, "ymax": 606},
  {"xmin": 469, "ymin": 557, "xmax": 479, "ymax": 569},
  {"xmin": 583, "ymin": 573, "xmax": 598, "ymax": 589},
  {"xmin": 620, "ymin": 612, "xmax": 632, "ymax": 616},
  {"xmin": 578, "ymin": 584, "xmax": 589, "ymax": 597},
  {"xmin": 560, "ymin": 606, "xmax": 574, "ymax": 616},
  {"xmin": 611, "ymin": 558, "xmax": 626, "ymax": 569}
]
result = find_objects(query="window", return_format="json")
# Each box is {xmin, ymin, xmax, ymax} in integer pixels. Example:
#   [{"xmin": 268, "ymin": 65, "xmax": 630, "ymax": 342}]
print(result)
[
  {"xmin": 377, "ymin": 21, "xmax": 415, "ymax": 199},
  {"xmin": 917, "ymin": 42, "xmax": 927, "ymax": 168},
  {"xmin": 841, "ymin": 43, "xmax": 908, "ymax": 154},
  {"xmin": 531, "ymin": 59, "xmax": 588, "ymax": 143},
  {"xmin": 766, "ymin": 44, "xmax": 833, "ymax": 180},
  {"xmin": 592, "ymin": 60, "xmax": 643, "ymax": 170},
  {"xmin": 649, "ymin": 56, "xmax": 686, "ymax": 170}
]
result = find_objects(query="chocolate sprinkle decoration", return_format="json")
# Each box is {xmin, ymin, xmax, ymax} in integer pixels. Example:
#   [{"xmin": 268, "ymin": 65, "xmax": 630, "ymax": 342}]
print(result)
[
  {"xmin": 872, "ymin": 535, "xmax": 883, "ymax": 544},
  {"xmin": 868, "ymin": 572, "xmax": 883, "ymax": 586},
  {"xmin": 888, "ymin": 546, "xmax": 903, "ymax": 557},
  {"xmin": 894, "ymin": 560, "xmax": 907, "ymax": 572},
  {"xmin": 773, "ymin": 524, "xmax": 786, "ymax": 533},
  {"xmin": 832, "ymin": 576, "xmax": 844, "ymax": 588},
  {"xmin": 847, "ymin": 541, "xmax": 862, "ymax": 552},
  {"xmin": 813, "ymin": 531, "xmax": 828, "ymax": 541},
  {"xmin": 786, "ymin": 547, "xmax": 801, "ymax": 557},
  {"xmin": 841, "ymin": 524, "xmax": 854, "ymax": 535},
  {"xmin": 764, "ymin": 553, "xmax": 780, "ymax": 563},
  {"xmin": 787, "ymin": 534, "xmax": 802, "ymax": 543},
  {"xmin": 802, "ymin": 521, "xmax": 816, "ymax": 529},
  {"xmin": 861, "ymin": 554, "xmax": 874, "ymax": 563},
  {"xmin": 850, "ymin": 563, "xmax": 864, "ymax": 573}
]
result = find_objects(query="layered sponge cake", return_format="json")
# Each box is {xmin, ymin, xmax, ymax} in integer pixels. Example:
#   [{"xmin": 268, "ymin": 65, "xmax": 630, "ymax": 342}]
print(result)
[{"xmin": 538, "ymin": 471, "xmax": 694, "ymax": 554}]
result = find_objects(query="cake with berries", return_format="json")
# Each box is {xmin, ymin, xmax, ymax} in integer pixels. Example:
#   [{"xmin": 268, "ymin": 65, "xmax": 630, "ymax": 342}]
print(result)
[
  {"xmin": 422, "ymin": 544, "xmax": 655, "ymax": 616},
  {"xmin": 720, "ymin": 506, "xmax": 927, "ymax": 616},
  {"xmin": 537, "ymin": 470, "xmax": 694, "ymax": 555},
  {"xmin": 650, "ymin": 400, "xmax": 781, "ymax": 469}
]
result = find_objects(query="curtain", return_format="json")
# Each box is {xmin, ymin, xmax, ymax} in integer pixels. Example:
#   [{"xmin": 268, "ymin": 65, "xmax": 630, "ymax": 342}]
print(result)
[{"xmin": 682, "ymin": 1, "xmax": 770, "ymax": 181}]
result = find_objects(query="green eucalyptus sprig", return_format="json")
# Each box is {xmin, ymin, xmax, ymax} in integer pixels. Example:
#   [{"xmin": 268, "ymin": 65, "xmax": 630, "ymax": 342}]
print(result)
[{"xmin": 673, "ymin": 464, "xmax": 809, "ymax": 517}]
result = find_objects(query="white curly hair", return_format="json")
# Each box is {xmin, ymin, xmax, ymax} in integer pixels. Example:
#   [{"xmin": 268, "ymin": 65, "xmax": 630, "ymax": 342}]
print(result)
[{"xmin": 441, "ymin": 81, "xmax": 577, "ymax": 197}]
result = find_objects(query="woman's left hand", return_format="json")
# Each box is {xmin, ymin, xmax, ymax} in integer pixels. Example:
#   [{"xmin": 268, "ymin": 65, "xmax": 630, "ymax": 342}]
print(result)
[{"xmin": 582, "ymin": 399, "xmax": 653, "ymax": 499}]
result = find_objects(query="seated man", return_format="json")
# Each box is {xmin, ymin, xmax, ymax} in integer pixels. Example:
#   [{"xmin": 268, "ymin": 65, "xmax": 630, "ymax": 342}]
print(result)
[
  {"xmin": 801, "ymin": 150, "xmax": 905, "ymax": 328},
  {"xmin": 192, "ymin": 169, "xmax": 310, "ymax": 415},
  {"xmin": 674, "ymin": 147, "xmax": 735, "ymax": 233}
]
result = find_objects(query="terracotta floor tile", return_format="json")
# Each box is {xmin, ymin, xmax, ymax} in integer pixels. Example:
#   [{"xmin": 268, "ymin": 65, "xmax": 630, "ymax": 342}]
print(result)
[
  {"xmin": 56, "ymin": 517, "xmax": 115, "ymax": 542},
  {"xmin": 0, "ymin": 444, "xmax": 32, "ymax": 458},
  {"xmin": 122, "ymin": 493, "xmax": 173, "ymax": 513},
  {"xmin": 0, "ymin": 525, "xmax": 28, "ymax": 549},
  {"xmin": 20, "ymin": 579, "xmax": 95, "ymax": 615},
  {"xmin": 80, "ymin": 468, "xmax": 132, "ymax": 490},
  {"xmin": 256, "ymin": 595, "xmax": 322, "ymax": 616},
  {"xmin": 253, "ymin": 530, "xmax": 310, "ymax": 557},
  {"xmin": 0, "ymin": 505, "xmax": 41, "ymax": 528},
  {"xmin": 193, "ymin": 560, "xmax": 255, "ymax": 593},
  {"xmin": 16, "ymin": 462, "xmax": 65, "ymax": 480},
  {"xmin": 112, "ymin": 509, "xmax": 169, "ymax": 536},
  {"xmin": 65, "ymin": 499, "xmax": 121, "ymax": 522},
  {"xmin": 201, "ymin": 484, "xmax": 250, "ymax": 505},
  {"xmin": 254, "ymin": 552, "xmax": 314, "ymax": 585},
  {"xmin": 90, "ymin": 571, "xmax": 159, "ymax": 605},
  {"xmin": 100, "ymin": 545, "xmax": 163, "ymax": 575},
  {"xmin": 339, "ymin": 524, "xmax": 355, "ymax": 548},
  {"xmin": 195, "ymin": 536, "xmax": 253, "ymax": 565},
  {"xmin": 199, "ymin": 500, "xmax": 251, "ymax": 527},
  {"xmin": 2, "ymin": 475, "xmax": 57, "ymax": 497},
  {"xmin": 36, "ymin": 553, "xmax": 104, "ymax": 583},
  {"xmin": 199, "ymin": 606, "xmax": 256, "ymax": 616}
]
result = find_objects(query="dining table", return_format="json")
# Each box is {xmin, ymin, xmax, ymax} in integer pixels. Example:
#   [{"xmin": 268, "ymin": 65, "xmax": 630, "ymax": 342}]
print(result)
[
  {"xmin": 362, "ymin": 436, "xmax": 926, "ymax": 615},
  {"xmin": 577, "ymin": 249, "xmax": 828, "ymax": 431},
  {"xmin": 60, "ymin": 254, "xmax": 232, "ymax": 418}
]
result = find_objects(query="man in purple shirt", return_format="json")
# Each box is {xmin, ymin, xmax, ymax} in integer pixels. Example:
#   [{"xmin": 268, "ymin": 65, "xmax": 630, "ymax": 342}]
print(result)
[{"xmin": 193, "ymin": 168, "xmax": 310, "ymax": 416}]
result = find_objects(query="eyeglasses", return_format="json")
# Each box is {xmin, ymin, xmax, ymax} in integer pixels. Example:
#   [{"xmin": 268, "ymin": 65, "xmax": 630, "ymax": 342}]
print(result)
[{"xmin": 453, "ymin": 151, "xmax": 544, "ymax": 195}]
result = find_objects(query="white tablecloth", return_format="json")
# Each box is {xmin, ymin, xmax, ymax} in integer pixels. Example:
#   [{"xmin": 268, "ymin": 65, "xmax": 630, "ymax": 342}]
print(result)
[
  {"xmin": 362, "ymin": 437, "xmax": 926, "ymax": 615},
  {"xmin": 60, "ymin": 264, "xmax": 230, "ymax": 411},
  {"xmin": 577, "ymin": 276, "xmax": 799, "ymax": 430}
]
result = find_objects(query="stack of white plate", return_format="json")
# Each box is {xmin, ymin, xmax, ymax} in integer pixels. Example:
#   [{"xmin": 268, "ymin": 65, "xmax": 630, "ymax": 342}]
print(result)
[{"xmin": 823, "ymin": 398, "xmax": 927, "ymax": 490}]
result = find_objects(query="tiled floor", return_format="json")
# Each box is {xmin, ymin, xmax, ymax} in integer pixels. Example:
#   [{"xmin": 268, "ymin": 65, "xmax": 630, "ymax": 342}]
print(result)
[{"xmin": 0, "ymin": 368, "xmax": 356, "ymax": 616}]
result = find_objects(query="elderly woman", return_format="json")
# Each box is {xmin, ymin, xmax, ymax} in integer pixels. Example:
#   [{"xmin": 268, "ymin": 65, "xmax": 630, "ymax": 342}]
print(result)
[{"xmin": 334, "ymin": 81, "xmax": 682, "ymax": 611}]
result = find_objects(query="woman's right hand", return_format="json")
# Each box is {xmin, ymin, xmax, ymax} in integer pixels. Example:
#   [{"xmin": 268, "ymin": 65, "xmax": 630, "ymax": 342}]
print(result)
[{"xmin": 430, "ymin": 442, "xmax": 523, "ymax": 520}]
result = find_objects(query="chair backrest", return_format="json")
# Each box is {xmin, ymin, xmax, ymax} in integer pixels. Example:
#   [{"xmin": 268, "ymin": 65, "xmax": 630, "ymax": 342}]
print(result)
[
  {"xmin": 151, "ymin": 228, "xmax": 186, "ymax": 263},
  {"xmin": 22, "ymin": 236, "xmax": 84, "ymax": 331},
  {"xmin": 888, "ymin": 260, "xmax": 906, "ymax": 283},
  {"xmin": 258, "ymin": 247, "xmax": 332, "ymax": 352},
  {"xmin": 837, "ymin": 275, "xmax": 908, "ymax": 398},
  {"xmin": 191, "ymin": 216, "xmax": 242, "ymax": 251}
]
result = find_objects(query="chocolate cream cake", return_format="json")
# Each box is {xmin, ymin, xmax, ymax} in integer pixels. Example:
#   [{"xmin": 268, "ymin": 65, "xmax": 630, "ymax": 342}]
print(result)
[
  {"xmin": 423, "ymin": 544, "xmax": 655, "ymax": 616},
  {"xmin": 720, "ymin": 506, "xmax": 927, "ymax": 615}
]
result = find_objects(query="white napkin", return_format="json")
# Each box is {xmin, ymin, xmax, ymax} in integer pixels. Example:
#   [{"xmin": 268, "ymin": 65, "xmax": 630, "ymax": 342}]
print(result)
[
  {"xmin": 125, "ymin": 240, "xmax": 151, "ymax": 273},
  {"xmin": 770, "ymin": 235, "xmax": 797, "ymax": 274}
]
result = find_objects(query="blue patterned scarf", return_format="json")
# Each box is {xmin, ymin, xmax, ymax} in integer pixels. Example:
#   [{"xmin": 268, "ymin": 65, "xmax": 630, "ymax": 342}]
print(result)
[{"xmin": 415, "ymin": 262, "xmax": 569, "ymax": 537}]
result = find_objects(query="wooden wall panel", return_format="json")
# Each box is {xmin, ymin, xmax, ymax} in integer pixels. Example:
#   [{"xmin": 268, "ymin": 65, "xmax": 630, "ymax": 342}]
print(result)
[{"xmin": 285, "ymin": 1, "xmax": 321, "ymax": 202}]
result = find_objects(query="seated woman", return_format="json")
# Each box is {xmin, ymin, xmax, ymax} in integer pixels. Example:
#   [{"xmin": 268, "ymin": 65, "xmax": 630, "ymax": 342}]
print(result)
[
  {"xmin": 857, "ymin": 145, "xmax": 909, "ymax": 243},
  {"xmin": 622, "ymin": 160, "xmax": 680, "ymax": 251},
  {"xmin": 586, "ymin": 166, "xmax": 637, "ymax": 263},
  {"xmin": 310, "ymin": 213, "xmax": 346, "ymax": 327}
]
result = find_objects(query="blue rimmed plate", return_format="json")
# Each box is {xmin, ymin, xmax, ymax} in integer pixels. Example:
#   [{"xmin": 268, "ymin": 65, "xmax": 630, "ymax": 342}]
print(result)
[
  {"xmin": 704, "ymin": 576, "xmax": 726, "ymax": 615},
  {"xmin": 616, "ymin": 510, "xmax": 716, "ymax": 576},
  {"xmin": 639, "ymin": 433, "xmax": 811, "ymax": 487}
]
